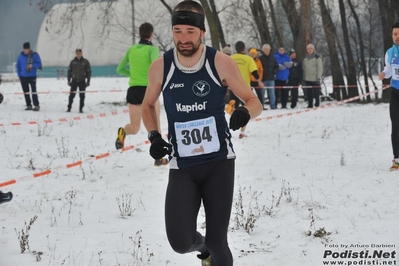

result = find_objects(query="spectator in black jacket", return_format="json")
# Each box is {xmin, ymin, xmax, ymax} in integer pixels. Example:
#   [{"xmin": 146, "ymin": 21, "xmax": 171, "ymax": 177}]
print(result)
[
  {"xmin": 67, "ymin": 48, "xmax": 91, "ymax": 113},
  {"xmin": 259, "ymin": 44, "xmax": 279, "ymax": 109},
  {"xmin": 287, "ymin": 49, "xmax": 303, "ymax": 108}
]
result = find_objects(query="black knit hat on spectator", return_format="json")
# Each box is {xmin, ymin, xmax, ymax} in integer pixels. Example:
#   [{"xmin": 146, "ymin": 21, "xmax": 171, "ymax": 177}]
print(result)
[
  {"xmin": 76, "ymin": 48, "xmax": 82, "ymax": 53},
  {"xmin": 23, "ymin": 42, "xmax": 30, "ymax": 49},
  {"xmin": 289, "ymin": 49, "xmax": 295, "ymax": 55}
]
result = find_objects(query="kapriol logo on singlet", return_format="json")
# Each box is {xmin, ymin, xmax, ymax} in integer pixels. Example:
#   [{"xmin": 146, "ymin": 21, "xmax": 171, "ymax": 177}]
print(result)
[
  {"xmin": 192, "ymin": 80, "xmax": 211, "ymax": 97},
  {"xmin": 176, "ymin": 101, "xmax": 208, "ymax": 113}
]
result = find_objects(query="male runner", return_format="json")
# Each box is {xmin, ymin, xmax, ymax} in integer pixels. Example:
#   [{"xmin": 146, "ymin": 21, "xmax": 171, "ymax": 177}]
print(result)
[
  {"xmin": 379, "ymin": 22, "xmax": 399, "ymax": 171},
  {"xmin": 115, "ymin": 22, "xmax": 167, "ymax": 166},
  {"xmin": 141, "ymin": 1, "xmax": 262, "ymax": 265}
]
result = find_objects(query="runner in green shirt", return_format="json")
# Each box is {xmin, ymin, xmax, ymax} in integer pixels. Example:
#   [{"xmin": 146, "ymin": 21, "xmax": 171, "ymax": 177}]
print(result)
[{"xmin": 115, "ymin": 22, "xmax": 168, "ymax": 166}]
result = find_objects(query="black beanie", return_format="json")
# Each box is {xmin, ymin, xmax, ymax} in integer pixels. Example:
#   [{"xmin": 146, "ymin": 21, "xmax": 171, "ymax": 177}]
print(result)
[{"xmin": 23, "ymin": 42, "xmax": 30, "ymax": 49}]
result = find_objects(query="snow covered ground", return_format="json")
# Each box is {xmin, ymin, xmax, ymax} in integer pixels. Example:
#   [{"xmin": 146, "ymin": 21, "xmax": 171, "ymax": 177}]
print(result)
[{"xmin": 0, "ymin": 77, "xmax": 398, "ymax": 266}]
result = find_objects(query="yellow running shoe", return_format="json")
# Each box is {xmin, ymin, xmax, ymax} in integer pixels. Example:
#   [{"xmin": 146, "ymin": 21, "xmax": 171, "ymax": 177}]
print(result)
[
  {"xmin": 197, "ymin": 251, "xmax": 211, "ymax": 266},
  {"xmin": 201, "ymin": 256, "xmax": 211, "ymax": 266},
  {"xmin": 389, "ymin": 160, "xmax": 399, "ymax": 171},
  {"xmin": 226, "ymin": 99, "xmax": 235, "ymax": 115},
  {"xmin": 115, "ymin": 127, "xmax": 126, "ymax": 150}
]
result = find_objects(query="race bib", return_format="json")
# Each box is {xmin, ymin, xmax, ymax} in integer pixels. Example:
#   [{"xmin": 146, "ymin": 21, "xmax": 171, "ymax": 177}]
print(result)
[
  {"xmin": 393, "ymin": 64, "xmax": 399, "ymax": 80},
  {"xmin": 174, "ymin": 116, "xmax": 220, "ymax": 157}
]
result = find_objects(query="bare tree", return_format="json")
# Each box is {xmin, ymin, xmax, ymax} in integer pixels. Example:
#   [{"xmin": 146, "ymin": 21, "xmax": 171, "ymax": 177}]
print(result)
[
  {"xmin": 365, "ymin": 0, "xmax": 383, "ymax": 101},
  {"xmin": 249, "ymin": 0, "xmax": 272, "ymax": 46},
  {"xmin": 298, "ymin": 0, "xmax": 312, "ymax": 60},
  {"xmin": 318, "ymin": 0, "xmax": 345, "ymax": 100},
  {"xmin": 347, "ymin": 0, "xmax": 371, "ymax": 102},
  {"xmin": 338, "ymin": 0, "xmax": 359, "ymax": 100},
  {"xmin": 209, "ymin": 0, "xmax": 227, "ymax": 47},
  {"xmin": 378, "ymin": 0, "xmax": 399, "ymax": 102},
  {"xmin": 158, "ymin": 0, "xmax": 173, "ymax": 14},
  {"xmin": 199, "ymin": 0, "xmax": 220, "ymax": 49},
  {"xmin": 280, "ymin": 0, "xmax": 311, "ymax": 61},
  {"xmin": 223, "ymin": 0, "xmax": 266, "ymax": 49},
  {"xmin": 32, "ymin": 0, "xmax": 393, "ymax": 98},
  {"xmin": 159, "ymin": 0, "xmax": 228, "ymax": 50},
  {"xmin": 267, "ymin": 0, "xmax": 284, "ymax": 48}
]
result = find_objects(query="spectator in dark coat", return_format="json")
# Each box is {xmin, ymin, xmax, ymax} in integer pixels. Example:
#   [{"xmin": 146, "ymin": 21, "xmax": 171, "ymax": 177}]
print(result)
[
  {"xmin": 259, "ymin": 44, "xmax": 279, "ymax": 109},
  {"xmin": 287, "ymin": 49, "xmax": 303, "ymax": 108},
  {"xmin": 67, "ymin": 48, "xmax": 91, "ymax": 113}
]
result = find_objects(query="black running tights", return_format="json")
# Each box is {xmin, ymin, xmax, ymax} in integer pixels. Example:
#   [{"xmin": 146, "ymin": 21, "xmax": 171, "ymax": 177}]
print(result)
[
  {"xmin": 165, "ymin": 159, "xmax": 235, "ymax": 266},
  {"xmin": 390, "ymin": 88, "xmax": 399, "ymax": 158}
]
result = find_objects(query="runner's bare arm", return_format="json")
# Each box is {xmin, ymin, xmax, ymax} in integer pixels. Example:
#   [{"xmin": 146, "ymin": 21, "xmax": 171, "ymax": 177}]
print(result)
[
  {"xmin": 142, "ymin": 58, "xmax": 164, "ymax": 132},
  {"xmin": 215, "ymin": 52, "xmax": 262, "ymax": 118}
]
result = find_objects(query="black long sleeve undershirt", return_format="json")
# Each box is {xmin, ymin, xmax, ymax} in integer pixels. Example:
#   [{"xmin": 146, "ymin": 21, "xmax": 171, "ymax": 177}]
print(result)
[{"xmin": 251, "ymin": 70, "xmax": 260, "ymax": 80}]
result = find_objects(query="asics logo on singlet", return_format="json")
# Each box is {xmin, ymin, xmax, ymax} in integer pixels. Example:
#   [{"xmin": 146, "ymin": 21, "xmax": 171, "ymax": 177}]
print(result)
[
  {"xmin": 176, "ymin": 101, "xmax": 208, "ymax": 113},
  {"xmin": 170, "ymin": 83, "xmax": 185, "ymax": 89}
]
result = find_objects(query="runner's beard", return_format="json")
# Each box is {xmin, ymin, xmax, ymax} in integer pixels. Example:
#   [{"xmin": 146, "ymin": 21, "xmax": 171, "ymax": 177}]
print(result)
[{"xmin": 176, "ymin": 38, "xmax": 202, "ymax": 57}]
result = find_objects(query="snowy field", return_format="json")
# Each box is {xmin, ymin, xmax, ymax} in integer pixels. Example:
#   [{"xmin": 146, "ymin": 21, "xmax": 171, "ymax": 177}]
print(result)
[{"xmin": 0, "ymin": 77, "xmax": 398, "ymax": 266}]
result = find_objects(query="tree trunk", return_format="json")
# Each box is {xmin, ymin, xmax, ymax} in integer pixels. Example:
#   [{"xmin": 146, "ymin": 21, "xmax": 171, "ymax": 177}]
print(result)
[
  {"xmin": 267, "ymin": 0, "xmax": 284, "ymax": 48},
  {"xmin": 338, "ymin": 0, "xmax": 359, "ymax": 100},
  {"xmin": 158, "ymin": 0, "xmax": 173, "ymax": 14},
  {"xmin": 281, "ymin": 0, "xmax": 299, "ymax": 48},
  {"xmin": 209, "ymin": 0, "xmax": 226, "ymax": 48},
  {"xmin": 281, "ymin": 0, "xmax": 311, "ymax": 61},
  {"xmin": 318, "ymin": 0, "xmax": 345, "ymax": 101},
  {"xmin": 336, "ymin": 40, "xmax": 349, "ymax": 100},
  {"xmin": 250, "ymin": 0, "xmax": 272, "ymax": 46},
  {"xmin": 298, "ymin": 0, "xmax": 312, "ymax": 61},
  {"xmin": 394, "ymin": 0, "xmax": 399, "ymax": 21},
  {"xmin": 347, "ymin": 0, "xmax": 370, "ymax": 102},
  {"xmin": 378, "ymin": 0, "xmax": 397, "ymax": 102},
  {"xmin": 199, "ymin": 0, "xmax": 220, "ymax": 50},
  {"xmin": 131, "ymin": 0, "xmax": 135, "ymax": 44}
]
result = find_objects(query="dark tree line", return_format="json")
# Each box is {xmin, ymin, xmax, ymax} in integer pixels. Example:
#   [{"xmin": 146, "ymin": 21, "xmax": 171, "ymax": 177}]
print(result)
[{"xmin": 35, "ymin": 0, "xmax": 399, "ymax": 102}]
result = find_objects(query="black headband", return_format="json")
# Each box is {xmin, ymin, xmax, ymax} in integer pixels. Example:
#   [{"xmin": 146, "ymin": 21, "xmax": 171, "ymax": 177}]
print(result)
[{"xmin": 171, "ymin": 10, "xmax": 206, "ymax": 31}]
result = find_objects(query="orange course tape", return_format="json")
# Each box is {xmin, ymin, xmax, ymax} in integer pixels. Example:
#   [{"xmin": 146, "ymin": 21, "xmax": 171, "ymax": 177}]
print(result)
[
  {"xmin": 0, "ymin": 109, "xmax": 129, "ymax": 127},
  {"xmin": 0, "ymin": 143, "xmax": 137, "ymax": 188},
  {"xmin": 0, "ymin": 86, "xmax": 390, "ymax": 188},
  {"xmin": 254, "ymin": 86, "xmax": 389, "ymax": 122}
]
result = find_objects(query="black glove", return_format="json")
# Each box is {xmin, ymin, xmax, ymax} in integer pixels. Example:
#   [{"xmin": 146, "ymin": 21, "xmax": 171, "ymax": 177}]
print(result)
[
  {"xmin": 86, "ymin": 81, "xmax": 90, "ymax": 87},
  {"xmin": 68, "ymin": 81, "xmax": 71, "ymax": 86},
  {"xmin": 149, "ymin": 131, "xmax": 172, "ymax": 159},
  {"xmin": 0, "ymin": 191, "xmax": 13, "ymax": 204},
  {"xmin": 229, "ymin": 106, "xmax": 250, "ymax": 131}
]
